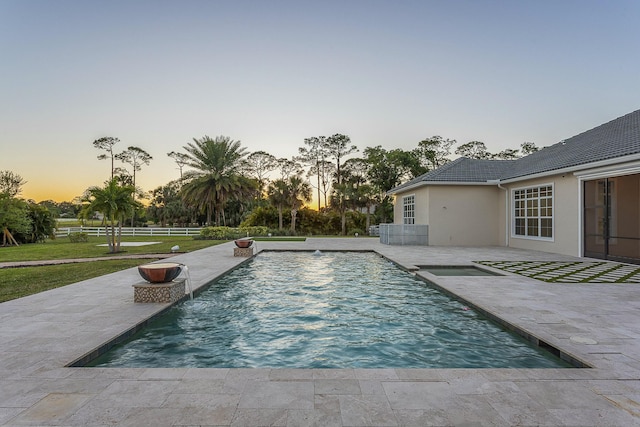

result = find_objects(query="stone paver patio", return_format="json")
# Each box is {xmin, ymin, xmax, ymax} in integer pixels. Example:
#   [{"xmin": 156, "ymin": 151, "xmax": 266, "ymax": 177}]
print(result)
[
  {"xmin": 1, "ymin": 238, "xmax": 640, "ymax": 426},
  {"xmin": 477, "ymin": 260, "xmax": 640, "ymax": 283}
]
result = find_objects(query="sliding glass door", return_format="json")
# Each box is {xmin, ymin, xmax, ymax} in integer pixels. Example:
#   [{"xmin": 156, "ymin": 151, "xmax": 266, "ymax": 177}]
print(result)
[{"xmin": 584, "ymin": 174, "xmax": 640, "ymax": 264}]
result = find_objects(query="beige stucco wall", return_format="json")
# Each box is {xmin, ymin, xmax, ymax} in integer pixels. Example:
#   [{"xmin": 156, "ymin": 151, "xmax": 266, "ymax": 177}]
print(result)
[
  {"xmin": 393, "ymin": 173, "xmax": 581, "ymax": 254},
  {"xmin": 393, "ymin": 186, "xmax": 430, "ymax": 225},
  {"xmin": 427, "ymin": 185, "xmax": 500, "ymax": 246},
  {"xmin": 394, "ymin": 185, "xmax": 501, "ymax": 246},
  {"xmin": 503, "ymin": 174, "xmax": 579, "ymax": 256}
]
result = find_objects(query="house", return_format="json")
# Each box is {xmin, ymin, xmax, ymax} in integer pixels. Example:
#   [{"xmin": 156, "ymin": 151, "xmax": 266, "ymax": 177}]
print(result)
[{"xmin": 387, "ymin": 109, "xmax": 640, "ymax": 264}]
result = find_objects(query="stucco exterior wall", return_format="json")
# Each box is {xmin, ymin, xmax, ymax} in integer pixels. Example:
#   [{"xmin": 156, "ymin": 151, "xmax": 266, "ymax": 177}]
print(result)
[
  {"xmin": 392, "ymin": 173, "xmax": 579, "ymax": 253},
  {"xmin": 394, "ymin": 185, "xmax": 500, "ymax": 246},
  {"xmin": 392, "ymin": 187, "xmax": 430, "ymax": 225},
  {"xmin": 504, "ymin": 174, "xmax": 579, "ymax": 256},
  {"xmin": 427, "ymin": 185, "xmax": 500, "ymax": 246}
]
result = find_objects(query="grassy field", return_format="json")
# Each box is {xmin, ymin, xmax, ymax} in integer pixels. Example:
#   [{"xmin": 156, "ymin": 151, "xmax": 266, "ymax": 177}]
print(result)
[
  {"xmin": 0, "ymin": 236, "xmax": 224, "ymax": 302},
  {"xmin": 0, "ymin": 236, "xmax": 223, "ymax": 262},
  {"xmin": 0, "ymin": 259, "xmax": 155, "ymax": 303}
]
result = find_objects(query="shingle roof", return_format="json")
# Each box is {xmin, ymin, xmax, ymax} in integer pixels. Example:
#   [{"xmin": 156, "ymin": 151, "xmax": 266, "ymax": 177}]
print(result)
[
  {"xmin": 389, "ymin": 109, "xmax": 640, "ymax": 194},
  {"xmin": 391, "ymin": 158, "xmax": 516, "ymax": 192},
  {"xmin": 502, "ymin": 109, "xmax": 640, "ymax": 180}
]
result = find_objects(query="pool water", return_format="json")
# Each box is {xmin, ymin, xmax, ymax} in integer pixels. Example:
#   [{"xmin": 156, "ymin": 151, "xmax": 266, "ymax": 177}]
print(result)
[
  {"xmin": 91, "ymin": 251, "xmax": 570, "ymax": 368},
  {"xmin": 419, "ymin": 266, "xmax": 503, "ymax": 276}
]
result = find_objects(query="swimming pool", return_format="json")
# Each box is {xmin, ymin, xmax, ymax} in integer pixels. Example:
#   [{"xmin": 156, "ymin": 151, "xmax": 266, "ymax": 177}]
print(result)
[{"xmin": 90, "ymin": 251, "xmax": 571, "ymax": 368}]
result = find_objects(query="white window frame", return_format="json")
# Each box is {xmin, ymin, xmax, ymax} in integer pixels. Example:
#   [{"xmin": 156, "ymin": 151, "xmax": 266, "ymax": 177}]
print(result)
[
  {"xmin": 511, "ymin": 183, "xmax": 554, "ymax": 241},
  {"xmin": 402, "ymin": 194, "xmax": 415, "ymax": 225}
]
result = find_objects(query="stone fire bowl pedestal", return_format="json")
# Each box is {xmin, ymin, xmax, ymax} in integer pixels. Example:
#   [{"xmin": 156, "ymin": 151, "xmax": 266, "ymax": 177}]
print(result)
[
  {"xmin": 133, "ymin": 279, "xmax": 186, "ymax": 303},
  {"xmin": 134, "ymin": 262, "xmax": 185, "ymax": 303},
  {"xmin": 233, "ymin": 239, "xmax": 254, "ymax": 257}
]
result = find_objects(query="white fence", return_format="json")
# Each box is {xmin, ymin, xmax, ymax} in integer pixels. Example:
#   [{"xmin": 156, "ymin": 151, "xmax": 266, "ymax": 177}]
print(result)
[
  {"xmin": 379, "ymin": 224, "xmax": 429, "ymax": 245},
  {"xmin": 55, "ymin": 227, "xmax": 202, "ymax": 238}
]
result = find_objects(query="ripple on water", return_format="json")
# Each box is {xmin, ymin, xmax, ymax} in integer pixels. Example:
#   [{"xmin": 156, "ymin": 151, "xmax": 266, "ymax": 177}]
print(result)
[{"xmin": 91, "ymin": 251, "xmax": 571, "ymax": 369}]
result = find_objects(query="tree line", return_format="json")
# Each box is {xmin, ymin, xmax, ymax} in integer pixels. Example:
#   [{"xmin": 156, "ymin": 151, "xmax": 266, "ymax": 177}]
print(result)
[
  {"xmin": 0, "ymin": 171, "xmax": 56, "ymax": 245},
  {"xmin": 0, "ymin": 134, "xmax": 539, "ymax": 248}
]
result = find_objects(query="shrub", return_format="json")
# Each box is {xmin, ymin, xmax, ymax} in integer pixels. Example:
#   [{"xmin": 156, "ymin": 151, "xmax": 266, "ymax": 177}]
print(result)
[
  {"xmin": 349, "ymin": 228, "xmax": 364, "ymax": 236},
  {"xmin": 68, "ymin": 232, "xmax": 89, "ymax": 243},
  {"xmin": 199, "ymin": 225, "xmax": 269, "ymax": 240},
  {"xmin": 238, "ymin": 226, "xmax": 268, "ymax": 237},
  {"xmin": 199, "ymin": 226, "xmax": 239, "ymax": 240},
  {"xmin": 239, "ymin": 206, "xmax": 279, "ymax": 229}
]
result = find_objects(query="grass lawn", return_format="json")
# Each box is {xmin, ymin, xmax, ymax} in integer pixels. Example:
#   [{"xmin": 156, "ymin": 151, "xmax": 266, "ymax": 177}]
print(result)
[
  {"xmin": 0, "ymin": 259, "xmax": 157, "ymax": 303},
  {"xmin": 0, "ymin": 236, "xmax": 224, "ymax": 262},
  {"xmin": 0, "ymin": 236, "xmax": 225, "ymax": 303}
]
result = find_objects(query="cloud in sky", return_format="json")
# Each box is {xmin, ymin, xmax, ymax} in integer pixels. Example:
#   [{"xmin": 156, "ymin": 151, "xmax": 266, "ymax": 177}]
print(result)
[{"xmin": 1, "ymin": 0, "xmax": 639, "ymax": 201}]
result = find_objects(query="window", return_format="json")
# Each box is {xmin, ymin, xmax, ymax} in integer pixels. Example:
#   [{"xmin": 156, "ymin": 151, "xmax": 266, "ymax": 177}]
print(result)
[
  {"xmin": 513, "ymin": 185, "xmax": 553, "ymax": 239},
  {"xmin": 403, "ymin": 195, "xmax": 415, "ymax": 225}
]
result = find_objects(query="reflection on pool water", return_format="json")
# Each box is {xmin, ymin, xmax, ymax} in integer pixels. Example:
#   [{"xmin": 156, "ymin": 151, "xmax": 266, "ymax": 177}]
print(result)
[{"xmin": 91, "ymin": 251, "xmax": 571, "ymax": 368}]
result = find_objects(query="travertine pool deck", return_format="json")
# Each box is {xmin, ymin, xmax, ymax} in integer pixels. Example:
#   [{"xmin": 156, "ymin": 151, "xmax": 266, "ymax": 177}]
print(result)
[{"xmin": 1, "ymin": 238, "xmax": 640, "ymax": 426}]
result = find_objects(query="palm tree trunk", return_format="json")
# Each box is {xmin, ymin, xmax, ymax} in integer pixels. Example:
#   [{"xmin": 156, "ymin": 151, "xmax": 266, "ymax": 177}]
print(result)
[
  {"xmin": 104, "ymin": 224, "xmax": 111, "ymax": 251},
  {"xmin": 290, "ymin": 209, "xmax": 297, "ymax": 234},
  {"xmin": 116, "ymin": 221, "xmax": 122, "ymax": 252},
  {"xmin": 316, "ymin": 161, "xmax": 321, "ymax": 211},
  {"xmin": 106, "ymin": 223, "xmax": 114, "ymax": 253},
  {"xmin": 278, "ymin": 205, "xmax": 283, "ymax": 230}
]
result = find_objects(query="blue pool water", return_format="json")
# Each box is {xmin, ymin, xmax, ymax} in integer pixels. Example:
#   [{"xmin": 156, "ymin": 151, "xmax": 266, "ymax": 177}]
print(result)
[{"xmin": 91, "ymin": 251, "xmax": 570, "ymax": 368}]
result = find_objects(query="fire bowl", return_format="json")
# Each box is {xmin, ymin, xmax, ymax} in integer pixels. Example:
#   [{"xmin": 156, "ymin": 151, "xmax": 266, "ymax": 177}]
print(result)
[
  {"xmin": 138, "ymin": 262, "xmax": 182, "ymax": 283},
  {"xmin": 234, "ymin": 239, "xmax": 253, "ymax": 248}
]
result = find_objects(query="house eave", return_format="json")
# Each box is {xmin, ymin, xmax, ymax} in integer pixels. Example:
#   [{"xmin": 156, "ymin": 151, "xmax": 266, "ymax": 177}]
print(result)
[
  {"xmin": 497, "ymin": 153, "xmax": 640, "ymax": 184},
  {"xmin": 389, "ymin": 153, "xmax": 640, "ymax": 194},
  {"xmin": 388, "ymin": 180, "xmax": 497, "ymax": 195}
]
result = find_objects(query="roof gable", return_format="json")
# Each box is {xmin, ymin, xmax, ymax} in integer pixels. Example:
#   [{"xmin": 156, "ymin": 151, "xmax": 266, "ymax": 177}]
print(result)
[{"xmin": 391, "ymin": 158, "xmax": 515, "ymax": 193}]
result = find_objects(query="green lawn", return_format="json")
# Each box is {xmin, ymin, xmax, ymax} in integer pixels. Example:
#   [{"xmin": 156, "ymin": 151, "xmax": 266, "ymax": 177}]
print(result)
[
  {"xmin": 0, "ymin": 260, "xmax": 156, "ymax": 303},
  {"xmin": 0, "ymin": 236, "xmax": 224, "ymax": 303},
  {"xmin": 0, "ymin": 236, "xmax": 224, "ymax": 262}
]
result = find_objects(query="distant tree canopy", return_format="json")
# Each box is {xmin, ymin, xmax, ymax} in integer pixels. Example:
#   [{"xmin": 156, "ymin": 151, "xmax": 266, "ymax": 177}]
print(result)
[
  {"xmin": 93, "ymin": 136, "xmax": 120, "ymax": 179},
  {"xmin": 0, "ymin": 171, "xmax": 55, "ymax": 246},
  {"xmin": 0, "ymin": 170, "xmax": 26, "ymax": 197},
  {"xmin": 82, "ymin": 133, "xmax": 548, "ymax": 235},
  {"xmin": 455, "ymin": 140, "xmax": 539, "ymax": 160},
  {"xmin": 414, "ymin": 136, "xmax": 456, "ymax": 170}
]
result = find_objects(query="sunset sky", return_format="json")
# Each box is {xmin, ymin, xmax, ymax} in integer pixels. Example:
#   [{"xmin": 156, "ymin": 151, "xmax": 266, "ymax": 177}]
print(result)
[{"xmin": 1, "ymin": 0, "xmax": 639, "ymax": 202}]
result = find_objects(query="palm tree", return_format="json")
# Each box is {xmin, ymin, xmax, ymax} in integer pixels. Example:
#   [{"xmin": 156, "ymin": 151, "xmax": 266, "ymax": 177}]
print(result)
[
  {"xmin": 267, "ymin": 179, "xmax": 289, "ymax": 230},
  {"xmin": 287, "ymin": 176, "xmax": 312, "ymax": 234},
  {"xmin": 181, "ymin": 135, "xmax": 251, "ymax": 226},
  {"xmin": 356, "ymin": 183, "xmax": 378, "ymax": 232},
  {"xmin": 181, "ymin": 174, "xmax": 219, "ymax": 226},
  {"xmin": 84, "ymin": 178, "xmax": 137, "ymax": 253}
]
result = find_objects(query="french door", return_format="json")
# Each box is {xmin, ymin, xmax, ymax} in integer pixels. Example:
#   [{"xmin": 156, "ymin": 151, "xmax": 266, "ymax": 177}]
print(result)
[{"xmin": 584, "ymin": 174, "xmax": 640, "ymax": 264}]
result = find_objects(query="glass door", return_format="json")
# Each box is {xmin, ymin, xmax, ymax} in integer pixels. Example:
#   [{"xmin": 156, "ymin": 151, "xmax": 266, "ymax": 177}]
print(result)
[
  {"xmin": 584, "ymin": 175, "xmax": 640, "ymax": 264},
  {"xmin": 584, "ymin": 179, "xmax": 608, "ymax": 259}
]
